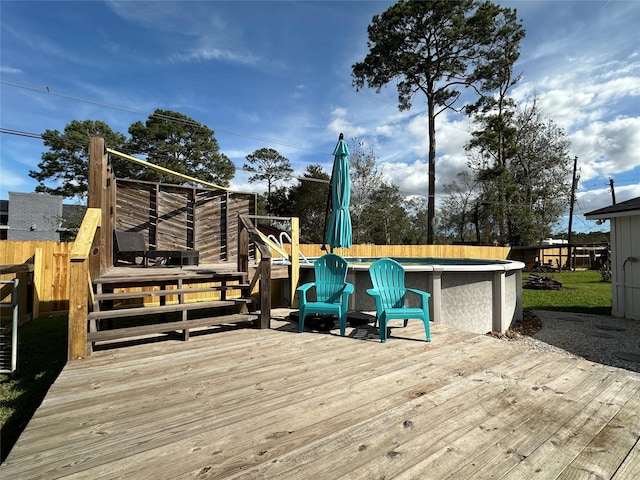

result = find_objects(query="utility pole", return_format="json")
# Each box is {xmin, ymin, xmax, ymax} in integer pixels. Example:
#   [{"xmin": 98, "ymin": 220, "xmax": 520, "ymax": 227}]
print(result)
[
  {"xmin": 609, "ymin": 178, "xmax": 616, "ymax": 205},
  {"xmin": 567, "ymin": 156, "xmax": 579, "ymax": 271}
]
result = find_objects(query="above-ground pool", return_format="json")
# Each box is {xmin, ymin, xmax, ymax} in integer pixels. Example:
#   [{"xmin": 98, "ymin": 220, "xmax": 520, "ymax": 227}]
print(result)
[{"xmin": 299, "ymin": 257, "xmax": 525, "ymax": 335}]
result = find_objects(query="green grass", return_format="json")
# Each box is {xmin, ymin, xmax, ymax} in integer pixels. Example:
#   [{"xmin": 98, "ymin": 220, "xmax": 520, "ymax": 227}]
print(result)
[
  {"xmin": 0, "ymin": 271, "xmax": 613, "ymax": 462},
  {"xmin": 522, "ymin": 270, "xmax": 612, "ymax": 315},
  {"xmin": 1, "ymin": 314, "xmax": 67, "ymax": 462}
]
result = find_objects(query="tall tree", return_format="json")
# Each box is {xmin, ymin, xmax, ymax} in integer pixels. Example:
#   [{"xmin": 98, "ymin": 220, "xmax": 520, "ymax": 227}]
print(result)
[
  {"xmin": 347, "ymin": 139, "xmax": 416, "ymax": 244},
  {"xmin": 366, "ymin": 183, "xmax": 413, "ymax": 244},
  {"xmin": 127, "ymin": 109, "xmax": 235, "ymax": 186},
  {"xmin": 404, "ymin": 197, "xmax": 430, "ymax": 244},
  {"xmin": 465, "ymin": 4, "xmax": 524, "ymax": 242},
  {"xmin": 29, "ymin": 120, "xmax": 128, "ymax": 199},
  {"xmin": 438, "ymin": 171, "xmax": 480, "ymax": 243},
  {"xmin": 273, "ymin": 164, "xmax": 330, "ymax": 243},
  {"xmin": 352, "ymin": 0, "xmax": 525, "ymax": 244},
  {"xmin": 348, "ymin": 140, "xmax": 385, "ymax": 244},
  {"xmin": 464, "ymin": 96, "xmax": 572, "ymax": 245},
  {"xmin": 243, "ymin": 148, "xmax": 293, "ymax": 195},
  {"xmin": 507, "ymin": 99, "xmax": 571, "ymax": 245}
]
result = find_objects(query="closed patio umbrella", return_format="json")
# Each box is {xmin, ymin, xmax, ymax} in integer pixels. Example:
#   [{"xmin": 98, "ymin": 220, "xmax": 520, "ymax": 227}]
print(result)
[{"xmin": 325, "ymin": 133, "xmax": 352, "ymax": 251}]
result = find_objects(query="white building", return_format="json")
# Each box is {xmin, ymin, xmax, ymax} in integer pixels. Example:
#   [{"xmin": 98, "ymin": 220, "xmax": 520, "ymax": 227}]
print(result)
[{"xmin": 585, "ymin": 197, "xmax": 640, "ymax": 320}]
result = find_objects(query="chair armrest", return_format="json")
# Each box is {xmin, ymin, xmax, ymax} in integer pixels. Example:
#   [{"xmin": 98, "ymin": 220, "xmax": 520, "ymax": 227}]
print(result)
[
  {"xmin": 366, "ymin": 288, "xmax": 385, "ymax": 316},
  {"xmin": 339, "ymin": 283, "xmax": 355, "ymax": 312},
  {"xmin": 406, "ymin": 288, "xmax": 431, "ymax": 306},
  {"xmin": 297, "ymin": 282, "xmax": 315, "ymax": 293},
  {"xmin": 296, "ymin": 282, "xmax": 315, "ymax": 302}
]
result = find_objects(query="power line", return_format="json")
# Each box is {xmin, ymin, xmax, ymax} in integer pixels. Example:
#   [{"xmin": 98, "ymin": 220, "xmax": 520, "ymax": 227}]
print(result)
[
  {"xmin": 0, "ymin": 127, "xmax": 331, "ymax": 185},
  {"xmin": 1, "ymin": 80, "xmax": 330, "ymax": 155},
  {"xmin": 0, "ymin": 128, "xmax": 43, "ymax": 139}
]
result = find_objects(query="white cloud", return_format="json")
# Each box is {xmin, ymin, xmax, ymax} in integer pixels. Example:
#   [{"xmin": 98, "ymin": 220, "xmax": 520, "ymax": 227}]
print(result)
[
  {"xmin": 571, "ymin": 117, "xmax": 640, "ymax": 182},
  {"xmin": 0, "ymin": 170, "xmax": 30, "ymax": 193},
  {"xmin": 171, "ymin": 46, "xmax": 260, "ymax": 66},
  {"xmin": 0, "ymin": 66, "xmax": 22, "ymax": 74},
  {"xmin": 327, "ymin": 107, "xmax": 367, "ymax": 138}
]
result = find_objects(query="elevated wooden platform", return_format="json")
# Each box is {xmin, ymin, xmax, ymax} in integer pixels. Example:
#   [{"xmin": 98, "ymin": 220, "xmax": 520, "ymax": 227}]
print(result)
[
  {"xmin": 84, "ymin": 261, "xmax": 290, "ymax": 354},
  {"xmin": 88, "ymin": 262, "xmax": 254, "ymax": 348},
  {"xmin": 2, "ymin": 313, "xmax": 639, "ymax": 479}
]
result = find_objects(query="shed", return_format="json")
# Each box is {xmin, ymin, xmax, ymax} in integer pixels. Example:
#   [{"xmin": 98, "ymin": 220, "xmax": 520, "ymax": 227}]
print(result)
[{"xmin": 585, "ymin": 196, "xmax": 640, "ymax": 320}]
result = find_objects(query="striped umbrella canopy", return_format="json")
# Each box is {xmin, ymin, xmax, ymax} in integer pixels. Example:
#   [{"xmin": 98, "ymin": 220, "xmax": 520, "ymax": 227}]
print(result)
[{"xmin": 325, "ymin": 135, "xmax": 352, "ymax": 251}]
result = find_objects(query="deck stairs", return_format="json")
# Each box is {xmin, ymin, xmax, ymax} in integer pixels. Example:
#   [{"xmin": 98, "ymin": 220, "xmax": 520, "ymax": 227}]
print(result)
[{"xmin": 86, "ymin": 266, "xmax": 257, "ymax": 353}]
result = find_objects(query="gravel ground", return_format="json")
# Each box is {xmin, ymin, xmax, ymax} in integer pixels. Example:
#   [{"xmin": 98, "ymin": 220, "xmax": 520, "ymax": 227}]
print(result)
[{"xmin": 503, "ymin": 310, "xmax": 640, "ymax": 373}]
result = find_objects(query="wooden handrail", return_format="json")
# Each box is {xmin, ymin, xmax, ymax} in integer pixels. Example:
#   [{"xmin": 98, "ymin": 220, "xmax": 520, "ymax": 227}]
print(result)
[
  {"xmin": 243, "ymin": 215, "xmax": 300, "ymax": 307},
  {"xmin": 68, "ymin": 207, "xmax": 102, "ymax": 360},
  {"xmin": 238, "ymin": 215, "xmax": 272, "ymax": 329},
  {"xmin": 70, "ymin": 208, "xmax": 102, "ymax": 260}
]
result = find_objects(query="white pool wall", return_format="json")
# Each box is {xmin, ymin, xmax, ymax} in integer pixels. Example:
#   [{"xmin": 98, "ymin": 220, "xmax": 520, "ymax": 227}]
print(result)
[{"xmin": 299, "ymin": 258, "xmax": 525, "ymax": 335}]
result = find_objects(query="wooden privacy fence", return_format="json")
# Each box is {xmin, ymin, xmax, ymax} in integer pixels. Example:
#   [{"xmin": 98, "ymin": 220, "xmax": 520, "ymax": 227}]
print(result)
[
  {"xmin": 292, "ymin": 244, "xmax": 512, "ymax": 261},
  {"xmin": 115, "ymin": 178, "xmax": 256, "ymax": 263},
  {"xmin": 0, "ymin": 240, "xmax": 73, "ymax": 317}
]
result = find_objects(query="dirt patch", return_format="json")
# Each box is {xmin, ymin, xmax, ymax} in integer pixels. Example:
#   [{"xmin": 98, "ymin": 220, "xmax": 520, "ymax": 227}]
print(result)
[{"xmin": 488, "ymin": 310, "xmax": 543, "ymax": 340}]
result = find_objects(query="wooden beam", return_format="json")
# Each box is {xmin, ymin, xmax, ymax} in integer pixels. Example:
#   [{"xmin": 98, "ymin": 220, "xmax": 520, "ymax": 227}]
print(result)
[
  {"xmin": 290, "ymin": 217, "xmax": 300, "ymax": 308},
  {"xmin": 255, "ymin": 230, "xmax": 289, "ymax": 259},
  {"xmin": 88, "ymin": 136, "xmax": 109, "ymax": 277},
  {"xmin": 107, "ymin": 147, "xmax": 230, "ymax": 191}
]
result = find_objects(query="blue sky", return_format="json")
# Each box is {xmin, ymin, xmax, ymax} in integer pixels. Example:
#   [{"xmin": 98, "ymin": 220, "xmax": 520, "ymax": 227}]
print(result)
[{"xmin": 1, "ymin": 0, "xmax": 639, "ymax": 235}]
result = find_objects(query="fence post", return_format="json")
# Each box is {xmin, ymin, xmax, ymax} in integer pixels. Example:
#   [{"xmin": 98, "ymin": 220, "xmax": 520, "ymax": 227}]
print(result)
[{"xmin": 32, "ymin": 247, "xmax": 43, "ymax": 319}]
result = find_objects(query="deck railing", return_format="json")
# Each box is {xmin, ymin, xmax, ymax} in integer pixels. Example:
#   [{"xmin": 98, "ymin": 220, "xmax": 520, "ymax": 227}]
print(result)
[
  {"xmin": 68, "ymin": 208, "xmax": 102, "ymax": 360},
  {"xmin": 0, "ymin": 278, "xmax": 19, "ymax": 374},
  {"xmin": 238, "ymin": 215, "xmax": 273, "ymax": 328}
]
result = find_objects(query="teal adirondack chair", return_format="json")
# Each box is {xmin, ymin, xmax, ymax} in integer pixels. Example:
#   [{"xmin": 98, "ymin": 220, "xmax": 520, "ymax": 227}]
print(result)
[
  {"xmin": 367, "ymin": 258, "xmax": 431, "ymax": 343},
  {"xmin": 297, "ymin": 254, "xmax": 354, "ymax": 336}
]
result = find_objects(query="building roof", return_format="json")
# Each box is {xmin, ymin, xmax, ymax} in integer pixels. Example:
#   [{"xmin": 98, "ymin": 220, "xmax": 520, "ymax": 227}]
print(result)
[{"xmin": 584, "ymin": 196, "xmax": 640, "ymax": 219}]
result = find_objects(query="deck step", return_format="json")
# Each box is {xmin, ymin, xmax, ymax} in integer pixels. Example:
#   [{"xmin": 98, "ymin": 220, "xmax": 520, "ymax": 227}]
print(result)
[
  {"xmin": 87, "ymin": 313, "xmax": 257, "ymax": 343},
  {"xmin": 88, "ymin": 299, "xmax": 251, "ymax": 321},
  {"xmin": 93, "ymin": 271, "xmax": 247, "ymax": 287},
  {"xmin": 94, "ymin": 285, "xmax": 251, "ymax": 301}
]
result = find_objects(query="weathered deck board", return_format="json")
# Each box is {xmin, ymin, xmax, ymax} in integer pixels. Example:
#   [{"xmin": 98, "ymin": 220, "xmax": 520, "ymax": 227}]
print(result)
[
  {"xmin": 2, "ymin": 313, "xmax": 639, "ymax": 479},
  {"xmin": 558, "ymin": 390, "xmax": 640, "ymax": 479}
]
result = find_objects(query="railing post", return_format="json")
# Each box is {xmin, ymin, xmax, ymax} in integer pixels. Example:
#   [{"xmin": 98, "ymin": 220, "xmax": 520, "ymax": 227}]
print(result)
[
  {"xmin": 88, "ymin": 136, "xmax": 110, "ymax": 277},
  {"xmin": 290, "ymin": 217, "xmax": 300, "ymax": 308},
  {"xmin": 238, "ymin": 219, "xmax": 249, "ymax": 273},
  {"xmin": 68, "ymin": 258, "xmax": 88, "ymax": 360},
  {"xmin": 68, "ymin": 208, "xmax": 102, "ymax": 360},
  {"xmin": 259, "ymin": 255, "xmax": 271, "ymax": 329}
]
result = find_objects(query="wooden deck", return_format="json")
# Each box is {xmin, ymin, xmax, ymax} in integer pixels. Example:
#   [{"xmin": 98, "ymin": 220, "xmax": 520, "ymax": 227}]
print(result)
[{"xmin": 2, "ymin": 312, "xmax": 639, "ymax": 479}]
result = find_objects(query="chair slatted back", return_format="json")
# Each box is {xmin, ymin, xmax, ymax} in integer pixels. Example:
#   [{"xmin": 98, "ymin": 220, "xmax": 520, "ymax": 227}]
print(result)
[
  {"xmin": 314, "ymin": 254, "xmax": 349, "ymax": 304},
  {"xmin": 368, "ymin": 258, "xmax": 406, "ymax": 309}
]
